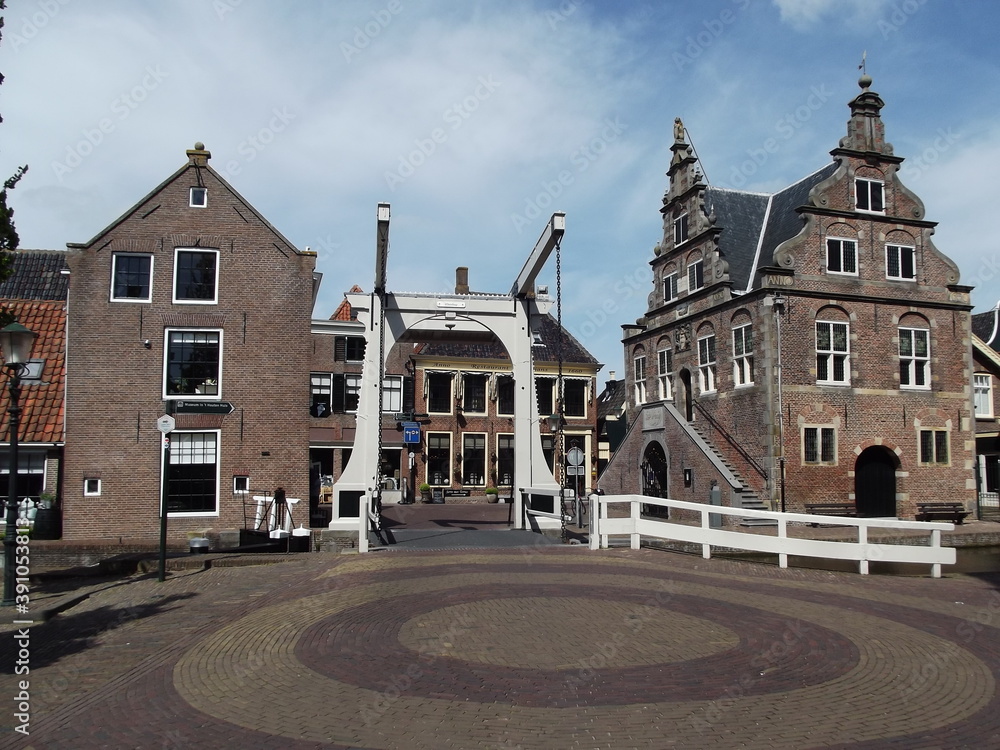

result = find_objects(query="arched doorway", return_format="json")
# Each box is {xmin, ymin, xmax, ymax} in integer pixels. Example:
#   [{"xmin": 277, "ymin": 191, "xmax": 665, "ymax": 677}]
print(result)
[
  {"xmin": 855, "ymin": 446, "xmax": 897, "ymax": 517},
  {"xmin": 641, "ymin": 441, "xmax": 669, "ymax": 517},
  {"xmin": 679, "ymin": 369, "xmax": 693, "ymax": 421}
]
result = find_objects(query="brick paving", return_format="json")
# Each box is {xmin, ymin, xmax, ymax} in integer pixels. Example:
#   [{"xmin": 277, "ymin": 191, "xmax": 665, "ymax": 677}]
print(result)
[{"xmin": 1, "ymin": 544, "xmax": 1000, "ymax": 748}]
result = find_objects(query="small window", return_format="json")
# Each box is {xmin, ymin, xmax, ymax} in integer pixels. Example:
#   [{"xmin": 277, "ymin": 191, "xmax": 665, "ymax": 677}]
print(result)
[
  {"xmin": 427, "ymin": 373, "xmax": 453, "ymax": 414},
  {"xmin": 84, "ymin": 478, "xmax": 102, "ymax": 496},
  {"xmin": 334, "ymin": 336, "xmax": 366, "ymax": 362},
  {"xmin": 633, "ymin": 355, "xmax": 647, "ymax": 405},
  {"xmin": 975, "ymin": 374, "xmax": 993, "ymax": 418},
  {"xmin": 657, "ymin": 348, "xmax": 673, "ymax": 400},
  {"xmin": 856, "ymin": 178, "xmax": 884, "ymax": 213},
  {"xmin": 382, "ymin": 375, "xmax": 403, "ymax": 413},
  {"xmin": 21, "ymin": 359, "xmax": 44, "ymax": 382},
  {"xmin": 497, "ymin": 375, "xmax": 515, "ymax": 416},
  {"xmin": 826, "ymin": 238, "xmax": 857, "ymax": 275},
  {"xmin": 886, "ymin": 245, "xmax": 916, "ymax": 280},
  {"xmin": 111, "ymin": 253, "xmax": 153, "ymax": 302},
  {"xmin": 697, "ymin": 335, "xmax": 716, "ymax": 393},
  {"xmin": 536, "ymin": 376, "xmax": 555, "ymax": 416},
  {"xmin": 688, "ymin": 259, "xmax": 704, "ymax": 292},
  {"xmin": 462, "ymin": 374, "xmax": 488, "ymax": 413},
  {"xmin": 732, "ymin": 324, "xmax": 754, "ymax": 387},
  {"xmin": 311, "ymin": 373, "xmax": 332, "ymax": 417},
  {"xmin": 233, "ymin": 476, "xmax": 249, "ymax": 493},
  {"xmin": 345, "ymin": 373, "xmax": 361, "ymax": 413},
  {"xmin": 189, "ymin": 187, "xmax": 208, "ymax": 208},
  {"xmin": 899, "ymin": 328, "xmax": 930, "ymax": 390},
  {"xmin": 564, "ymin": 379, "xmax": 587, "ymax": 418},
  {"xmin": 919, "ymin": 429, "xmax": 948, "ymax": 465},
  {"xmin": 173, "ymin": 249, "xmax": 219, "ymax": 304},
  {"xmin": 816, "ymin": 321, "xmax": 849, "ymax": 385},
  {"xmin": 803, "ymin": 427, "xmax": 836, "ymax": 465},
  {"xmin": 673, "ymin": 214, "xmax": 689, "ymax": 245},
  {"xmin": 664, "ymin": 272, "xmax": 678, "ymax": 302}
]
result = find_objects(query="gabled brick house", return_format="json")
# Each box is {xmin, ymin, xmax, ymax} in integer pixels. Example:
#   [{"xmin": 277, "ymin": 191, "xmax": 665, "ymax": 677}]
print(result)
[
  {"xmin": 62, "ymin": 144, "xmax": 317, "ymax": 542},
  {"xmin": 971, "ymin": 306, "xmax": 1000, "ymax": 518},
  {"xmin": 602, "ymin": 76, "xmax": 976, "ymax": 520}
]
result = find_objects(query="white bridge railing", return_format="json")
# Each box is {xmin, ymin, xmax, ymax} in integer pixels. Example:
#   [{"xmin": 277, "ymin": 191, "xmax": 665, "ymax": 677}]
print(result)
[{"xmin": 588, "ymin": 494, "xmax": 956, "ymax": 578}]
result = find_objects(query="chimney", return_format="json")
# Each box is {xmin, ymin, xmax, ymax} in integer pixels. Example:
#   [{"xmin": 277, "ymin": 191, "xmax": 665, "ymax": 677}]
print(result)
[
  {"xmin": 608, "ymin": 370, "xmax": 616, "ymax": 383},
  {"xmin": 455, "ymin": 267, "xmax": 469, "ymax": 295},
  {"xmin": 186, "ymin": 141, "xmax": 211, "ymax": 167}
]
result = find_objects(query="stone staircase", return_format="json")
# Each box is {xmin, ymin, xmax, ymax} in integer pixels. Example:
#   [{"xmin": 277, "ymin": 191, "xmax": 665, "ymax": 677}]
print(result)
[{"xmin": 689, "ymin": 421, "xmax": 776, "ymax": 527}]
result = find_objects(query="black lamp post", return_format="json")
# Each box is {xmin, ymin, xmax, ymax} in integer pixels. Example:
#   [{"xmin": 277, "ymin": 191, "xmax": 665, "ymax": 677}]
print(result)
[{"xmin": 1, "ymin": 322, "xmax": 37, "ymax": 607}]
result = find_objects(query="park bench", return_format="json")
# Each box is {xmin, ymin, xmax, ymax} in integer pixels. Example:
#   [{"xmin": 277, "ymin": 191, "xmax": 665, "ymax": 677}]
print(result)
[
  {"xmin": 804, "ymin": 503, "xmax": 857, "ymax": 527},
  {"xmin": 915, "ymin": 502, "xmax": 970, "ymax": 524}
]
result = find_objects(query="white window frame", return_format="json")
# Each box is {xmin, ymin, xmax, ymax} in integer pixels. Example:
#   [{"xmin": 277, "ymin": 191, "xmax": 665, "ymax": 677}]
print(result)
[
  {"xmin": 673, "ymin": 214, "xmax": 689, "ymax": 245},
  {"xmin": 233, "ymin": 475, "xmax": 250, "ymax": 494},
  {"xmin": 919, "ymin": 429, "xmax": 949, "ymax": 465},
  {"xmin": 165, "ymin": 429, "xmax": 221, "ymax": 517},
  {"xmin": 855, "ymin": 178, "xmax": 885, "ymax": 214},
  {"xmin": 697, "ymin": 334, "xmax": 716, "ymax": 394},
  {"xmin": 110, "ymin": 253, "xmax": 154, "ymax": 303},
  {"xmin": 634, "ymin": 354, "xmax": 647, "ymax": 405},
  {"xmin": 189, "ymin": 186, "xmax": 208, "ymax": 208},
  {"xmin": 826, "ymin": 238, "xmax": 858, "ymax": 275},
  {"xmin": 496, "ymin": 375, "xmax": 515, "ymax": 417},
  {"xmin": 898, "ymin": 327, "xmax": 930, "ymax": 390},
  {"xmin": 496, "ymin": 433, "xmax": 515, "ymax": 487},
  {"xmin": 732, "ymin": 324, "xmax": 754, "ymax": 387},
  {"xmin": 345, "ymin": 373, "xmax": 362, "ymax": 414},
  {"xmin": 311, "ymin": 373, "xmax": 332, "ymax": 417},
  {"xmin": 886, "ymin": 244, "xmax": 916, "ymax": 281},
  {"xmin": 803, "ymin": 426, "xmax": 837, "ymax": 465},
  {"xmin": 462, "ymin": 372, "xmax": 489, "ymax": 414},
  {"xmin": 382, "ymin": 375, "xmax": 404, "ymax": 413},
  {"xmin": 657, "ymin": 348, "xmax": 673, "ymax": 400},
  {"xmin": 975, "ymin": 374, "xmax": 994, "ymax": 418},
  {"xmin": 461, "ymin": 432, "xmax": 487, "ymax": 487},
  {"xmin": 664, "ymin": 272, "xmax": 678, "ymax": 303},
  {"xmin": 427, "ymin": 372, "xmax": 454, "ymax": 415},
  {"xmin": 163, "ymin": 328, "xmax": 223, "ymax": 400},
  {"xmin": 688, "ymin": 259, "xmax": 704, "ymax": 292},
  {"xmin": 172, "ymin": 248, "xmax": 220, "ymax": 305},
  {"xmin": 563, "ymin": 378, "xmax": 589, "ymax": 419},
  {"xmin": 84, "ymin": 478, "xmax": 102, "ymax": 497},
  {"xmin": 426, "ymin": 431, "xmax": 452, "ymax": 486},
  {"xmin": 815, "ymin": 321, "xmax": 850, "ymax": 385}
]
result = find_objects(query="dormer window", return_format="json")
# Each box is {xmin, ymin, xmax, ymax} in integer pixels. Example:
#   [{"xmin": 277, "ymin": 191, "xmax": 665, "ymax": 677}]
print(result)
[
  {"xmin": 855, "ymin": 179, "xmax": 883, "ymax": 213},
  {"xmin": 189, "ymin": 187, "xmax": 208, "ymax": 208}
]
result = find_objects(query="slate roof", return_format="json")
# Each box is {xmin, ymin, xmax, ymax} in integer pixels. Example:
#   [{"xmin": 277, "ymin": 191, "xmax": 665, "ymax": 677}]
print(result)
[
  {"xmin": 596, "ymin": 378, "xmax": 627, "ymax": 423},
  {"xmin": 0, "ymin": 250, "xmax": 69, "ymax": 301},
  {"xmin": 703, "ymin": 162, "xmax": 839, "ymax": 291},
  {"xmin": 973, "ymin": 308, "xmax": 1000, "ymax": 349},
  {"xmin": 417, "ymin": 313, "xmax": 599, "ymax": 366},
  {"xmin": 0, "ymin": 300, "xmax": 65, "ymax": 444}
]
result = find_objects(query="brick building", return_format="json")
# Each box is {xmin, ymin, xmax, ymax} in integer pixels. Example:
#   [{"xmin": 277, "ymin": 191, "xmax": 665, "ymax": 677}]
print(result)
[
  {"xmin": 971, "ymin": 306, "xmax": 1000, "ymax": 518},
  {"xmin": 62, "ymin": 144, "xmax": 317, "ymax": 542},
  {"xmin": 0, "ymin": 250, "xmax": 69, "ymax": 530},
  {"xmin": 601, "ymin": 76, "xmax": 976, "ymax": 521}
]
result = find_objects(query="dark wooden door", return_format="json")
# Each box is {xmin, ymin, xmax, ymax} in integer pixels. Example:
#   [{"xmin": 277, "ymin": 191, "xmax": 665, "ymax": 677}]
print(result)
[{"xmin": 855, "ymin": 447, "xmax": 896, "ymax": 517}]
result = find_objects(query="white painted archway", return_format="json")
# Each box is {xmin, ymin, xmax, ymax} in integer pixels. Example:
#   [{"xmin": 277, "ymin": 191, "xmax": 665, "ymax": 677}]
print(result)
[{"xmin": 329, "ymin": 208, "xmax": 565, "ymax": 538}]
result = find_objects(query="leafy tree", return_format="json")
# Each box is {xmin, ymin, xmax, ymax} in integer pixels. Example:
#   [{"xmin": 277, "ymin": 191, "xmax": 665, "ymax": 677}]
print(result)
[{"xmin": 0, "ymin": 0, "xmax": 28, "ymax": 284}]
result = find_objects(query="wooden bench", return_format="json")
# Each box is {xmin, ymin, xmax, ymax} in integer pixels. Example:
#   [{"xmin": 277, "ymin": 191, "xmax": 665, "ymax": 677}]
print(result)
[
  {"xmin": 915, "ymin": 502, "xmax": 970, "ymax": 524},
  {"xmin": 804, "ymin": 503, "xmax": 857, "ymax": 527}
]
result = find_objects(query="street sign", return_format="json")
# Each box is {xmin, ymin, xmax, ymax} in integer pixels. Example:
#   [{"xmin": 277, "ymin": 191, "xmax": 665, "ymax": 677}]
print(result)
[
  {"xmin": 173, "ymin": 400, "xmax": 236, "ymax": 415},
  {"xmin": 567, "ymin": 447, "xmax": 585, "ymax": 466},
  {"xmin": 566, "ymin": 465, "xmax": 585, "ymax": 475},
  {"xmin": 402, "ymin": 421, "xmax": 421, "ymax": 444},
  {"xmin": 156, "ymin": 415, "xmax": 176, "ymax": 433}
]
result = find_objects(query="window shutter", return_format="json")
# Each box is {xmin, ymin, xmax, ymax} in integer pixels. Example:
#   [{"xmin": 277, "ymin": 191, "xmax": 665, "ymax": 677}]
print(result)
[
  {"xmin": 403, "ymin": 376, "xmax": 415, "ymax": 413},
  {"xmin": 334, "ymin": 337, "xmax": 346, "ymax": 362},
  {"xmin": 331, "ymin": 373, "xmax": 346, "ymax": 413}
]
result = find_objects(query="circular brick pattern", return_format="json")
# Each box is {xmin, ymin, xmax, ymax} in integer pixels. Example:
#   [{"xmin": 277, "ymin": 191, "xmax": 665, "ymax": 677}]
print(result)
[
  {"xmin": 296, "ymin": 582, "xmax": 858, "ymax": 706},
  {"xmin": 397, "ymin": 596, "xmax": 738, "ymax": 668}
]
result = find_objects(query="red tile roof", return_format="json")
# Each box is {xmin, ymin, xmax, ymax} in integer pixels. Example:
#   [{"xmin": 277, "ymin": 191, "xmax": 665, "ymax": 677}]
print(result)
[
  {"xmin": 331, "ymin": 285, "xmax": 364, "ymax": 321},
  {"xmin": 0, "ymin": 301, "xmax": 65, "ymax": 444}
]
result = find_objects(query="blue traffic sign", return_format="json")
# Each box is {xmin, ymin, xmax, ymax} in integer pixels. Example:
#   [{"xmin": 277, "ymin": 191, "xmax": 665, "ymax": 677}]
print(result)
[{"xmin": 402, "ymin": 422, "xmax": 421, "ymax": 444}]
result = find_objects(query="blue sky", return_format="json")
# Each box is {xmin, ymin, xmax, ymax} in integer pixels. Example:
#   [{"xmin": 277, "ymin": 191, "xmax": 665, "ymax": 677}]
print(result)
[{"xmin": 2, "ymin": 0, "xmax": 999, "ymax": 378}]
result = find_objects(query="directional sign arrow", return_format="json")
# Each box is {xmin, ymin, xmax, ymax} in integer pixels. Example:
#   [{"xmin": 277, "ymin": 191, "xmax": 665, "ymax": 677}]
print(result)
[{"xmin": 173, "ymin": 401, "xmax": 236, "ymax": 415}]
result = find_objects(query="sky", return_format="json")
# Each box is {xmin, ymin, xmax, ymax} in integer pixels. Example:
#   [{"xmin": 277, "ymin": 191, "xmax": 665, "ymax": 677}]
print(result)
[{"xmin": 2, "ymin": 0, "xmax": 999, "ymax": 380}]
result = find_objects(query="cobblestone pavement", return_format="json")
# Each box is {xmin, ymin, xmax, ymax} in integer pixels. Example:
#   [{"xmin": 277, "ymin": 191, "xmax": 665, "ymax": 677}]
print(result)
[{"xmin": 2, "ymin": 546, "xmax": 1000, "ymax": 749}]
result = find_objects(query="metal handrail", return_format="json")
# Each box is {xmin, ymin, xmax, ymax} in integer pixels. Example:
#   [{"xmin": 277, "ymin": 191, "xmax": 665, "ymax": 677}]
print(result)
[{"xmin": 692, "ymin": 400, "xmax": 767, "ymax": 479}]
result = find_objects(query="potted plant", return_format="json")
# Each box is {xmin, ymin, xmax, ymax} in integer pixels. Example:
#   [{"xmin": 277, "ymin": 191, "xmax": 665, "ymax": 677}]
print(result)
[
  {"xmin": 485, "ymin": 487, "xmax": 499, "ymax": 503},
  {"xmin": 419, "ymin": 483, "xmax": 433, "ymax": 503}
]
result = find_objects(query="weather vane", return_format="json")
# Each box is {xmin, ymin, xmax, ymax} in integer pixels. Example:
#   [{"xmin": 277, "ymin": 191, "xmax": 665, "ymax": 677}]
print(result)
[{"xmin": 858, "ymin": 50, "xmax": 867, "ymax": 74}]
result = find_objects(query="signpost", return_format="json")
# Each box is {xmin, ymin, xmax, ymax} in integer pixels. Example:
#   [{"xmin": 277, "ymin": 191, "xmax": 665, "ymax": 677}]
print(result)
[
  {"xmin": 156, "ymin": 415, "xmax": 175, "ymax": 582},
  {"xmin": 402, "ymin": 421, "xmax": 421, "ymax": 444}
]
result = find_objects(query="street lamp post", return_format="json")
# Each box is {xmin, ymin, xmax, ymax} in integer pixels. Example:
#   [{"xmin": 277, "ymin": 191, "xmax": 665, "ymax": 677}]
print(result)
[{"xmin": 1, "ymin": 322, "xmax": 37, "ymax": 607}]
